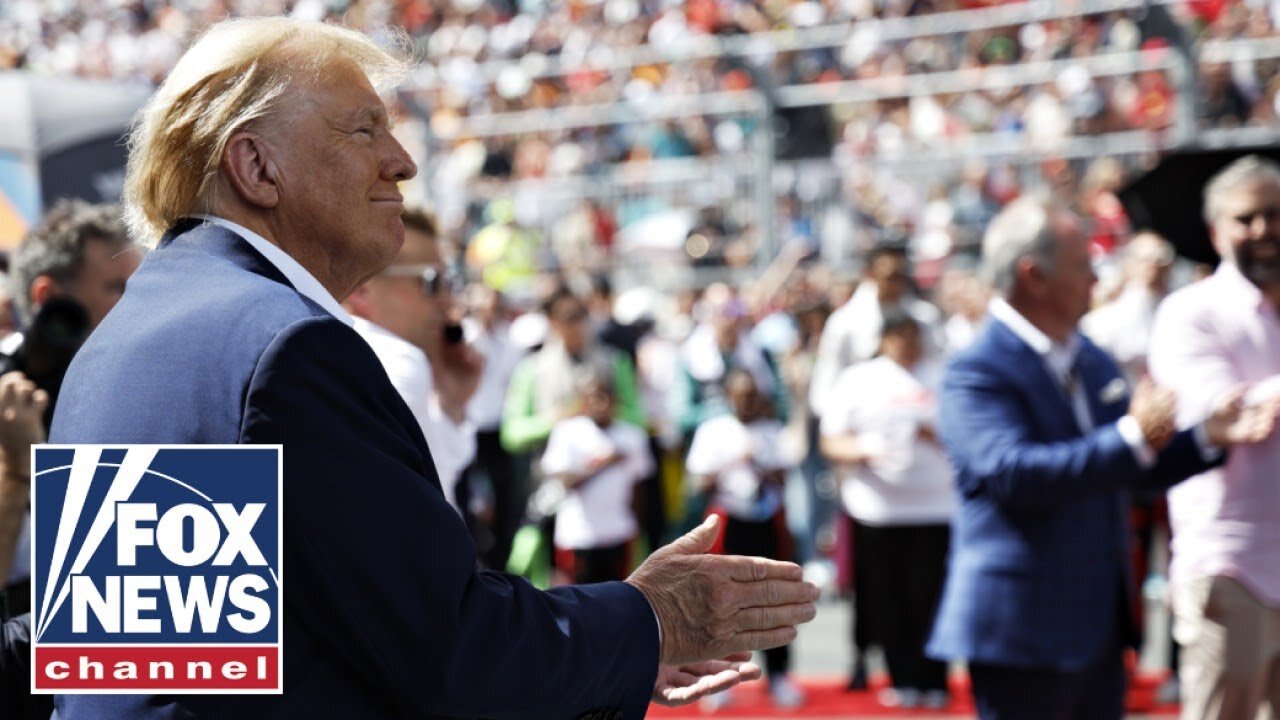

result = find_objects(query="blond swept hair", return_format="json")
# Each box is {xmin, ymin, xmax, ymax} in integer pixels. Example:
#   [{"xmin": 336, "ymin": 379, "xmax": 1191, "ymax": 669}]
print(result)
[{"xmin": 123, "ymin": 17, "xmax": 413, "ymax": 246}]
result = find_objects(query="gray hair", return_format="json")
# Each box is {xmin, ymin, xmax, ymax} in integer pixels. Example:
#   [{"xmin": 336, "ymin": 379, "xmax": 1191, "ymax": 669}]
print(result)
[
  {"xmin": 11, "ymin": 199, "xmax": 129, "ymax": 323},
  {"xmin": 1203, "ymin": 155, "xmax": 1280, "ymax": 225},
  {"xmin": 981, "ymin": 194, "xmax": 1062, "ymax": 299}
]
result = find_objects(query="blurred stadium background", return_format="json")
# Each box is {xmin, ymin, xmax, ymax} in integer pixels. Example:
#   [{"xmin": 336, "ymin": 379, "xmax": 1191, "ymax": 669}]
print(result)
[
  {"xmin": 3, "ymin": 0, "xmax": 1280, "ymax": 292},
  {"xmin": 5, "ymin": 3, "xmax": 1272, "ymax": 716}
]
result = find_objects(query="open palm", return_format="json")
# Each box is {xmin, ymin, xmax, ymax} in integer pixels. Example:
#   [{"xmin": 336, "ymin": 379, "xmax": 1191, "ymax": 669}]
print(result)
[{"xmin": 651, "ymin": 654, "xmax": 762, "ymax": 707}]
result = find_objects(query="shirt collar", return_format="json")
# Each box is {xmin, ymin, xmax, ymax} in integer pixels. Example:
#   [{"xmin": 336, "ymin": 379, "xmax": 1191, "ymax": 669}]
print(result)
[
  {"xmin": 989, "ymin": 297, "xmax": 1081, "ymax": 366},
  {"xmin": 192, "ymin": 215, "xmax": 353, "ymax": 326}
]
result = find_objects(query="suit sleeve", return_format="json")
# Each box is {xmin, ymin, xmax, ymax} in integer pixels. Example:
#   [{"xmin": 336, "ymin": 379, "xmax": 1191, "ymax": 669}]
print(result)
[
  {"xmin": 241, "ymin": 317, "xmax": 659, "ymax": 718},
  {"xmin": 940, "ymin": 355, "xmax": 1214, "ymax": 511}
]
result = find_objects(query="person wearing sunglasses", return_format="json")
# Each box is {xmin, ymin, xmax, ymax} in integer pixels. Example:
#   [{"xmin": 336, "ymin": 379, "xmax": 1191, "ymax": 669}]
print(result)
[{"xmin": 345, "ymin": 208, "xmax": 483, "ymax": 514}]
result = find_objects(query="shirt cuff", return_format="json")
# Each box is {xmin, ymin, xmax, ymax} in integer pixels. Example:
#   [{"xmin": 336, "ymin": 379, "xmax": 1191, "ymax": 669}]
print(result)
[
  {"xmin": 1117, "ymin": 415, "xmax": 1157, "ymax": 469},
  {"xmin": 653, "ymin": 607, "xmax": 662, "ymax": 651},
  {"xmin": 1193, "ymin": 422, "xmax": 1226, "ymax": 463}
]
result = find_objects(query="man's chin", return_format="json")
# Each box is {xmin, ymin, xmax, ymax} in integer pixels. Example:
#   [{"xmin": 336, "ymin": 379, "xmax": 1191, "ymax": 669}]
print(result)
[{"xmin": 1241, "ymin": 257, "xmax": 1280, "ymax": 290}]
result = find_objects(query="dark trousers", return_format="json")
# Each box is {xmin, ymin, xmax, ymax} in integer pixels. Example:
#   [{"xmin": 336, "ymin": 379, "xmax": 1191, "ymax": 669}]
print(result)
[
  {"xmin": 554, "ymin": 541, "xmax": 631, "ymax": 584},
  {"xmin": 641, "ymin": 436, "xmax": 666, "ymax": 554},
  {"xmin": 0, "ymin": 579, "xmax": 30, "ymax": 621},
  {"xmin": 468, "ymin": 429, "xmax": 520, "ymax": 571},
  {"xmin": 722, "ymin": 512, "xmax": 793, "ymax": 679},
  {"xmin": 855, "ymin": 521, "xmax": 950, "ymax": 692},
  {"xmin": 969, "ymin": 647, "xmax": 1126, "ymax": 720}
]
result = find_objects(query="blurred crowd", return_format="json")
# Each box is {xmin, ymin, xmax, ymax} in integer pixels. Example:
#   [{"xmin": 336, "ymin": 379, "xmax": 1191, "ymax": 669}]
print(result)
[
  {"xmin": 7, "ymin": 1, "xmax": 1280, "ymax": 270},
  {"xmin": 0, "ymin": 190, "xmax": 1202, "ymax": 711},
  {"xmin": 3, "ymin": 0, "xmax": 1280, "ymax": 713}
]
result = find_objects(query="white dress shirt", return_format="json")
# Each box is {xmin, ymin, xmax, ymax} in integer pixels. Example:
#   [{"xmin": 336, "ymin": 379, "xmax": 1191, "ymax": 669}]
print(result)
[
  {"xmin": 199, "ymin": 216, "xmax": 475, "ymax": 511},
  {"xmin": 354, "ymin": 317, "xmax": 476, "ymax": 513},
  {"xmin": 1081, "ymin": 283, "xmax": 1163, "ymax": 380},
  {"xmin": 194, "ymin": 215, "xmax": 353, "ymax": 326},
  {"xmin": 464, "ymin": 318, "xmax": 525, "ymax": 431}
]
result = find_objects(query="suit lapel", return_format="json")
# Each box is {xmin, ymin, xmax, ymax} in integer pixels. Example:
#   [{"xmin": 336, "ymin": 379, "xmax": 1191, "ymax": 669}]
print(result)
[{"xmin": 987, "ymin": 319, "xmax": 1084, "ymax": 437}]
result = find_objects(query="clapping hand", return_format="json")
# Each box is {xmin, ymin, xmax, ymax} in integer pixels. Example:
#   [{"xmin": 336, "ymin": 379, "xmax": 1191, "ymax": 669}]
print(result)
[
  {"xmin": 652, "ymin": 653, "xmax": 761, "ymax": 707},
  {"xmin": 586, "ymin": 450, "xmax": 624, "ymax": 474},
  {"xmin": 1128, "ymin": 378, "xmax": 1178, "ymax": 452},
  {"xmin": 917, "ymin": 423, "xmax": 941, "ymax": 445},
  {"xmin": 626, "ymin": 515, "xmax": 819, "ymax": 666},
  {"xmin": 1205, "ymin": 385, "xmax": 1280, "ymax": 447}
]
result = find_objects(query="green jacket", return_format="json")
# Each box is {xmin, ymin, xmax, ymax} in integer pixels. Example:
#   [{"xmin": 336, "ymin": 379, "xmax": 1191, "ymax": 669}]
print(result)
[{"xmin": 501, "ymin": 348, "xmax": 645, "ymax": 453}]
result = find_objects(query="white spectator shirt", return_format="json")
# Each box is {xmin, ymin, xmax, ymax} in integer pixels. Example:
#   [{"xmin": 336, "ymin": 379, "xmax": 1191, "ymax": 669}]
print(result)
[
  {"xmin": 685, "ymin": 415, "xmax": 792, "ymax": 522},
  {"xmin": 1081, "ymin": 283, "xmax": 1163, "ymax": 380},
  {"xmin": 808, "ymin": 281, "xmax": 943, "ymax": 418},
  {"xmin": 464, "ymin": 318, "xmax": 525, "ymax": 431},
  {"xmin": 354, "ymin": 317, "xmax": 476, "ymax": 513},
  {"xmin": 820, "ymin": 356, "xmax": 956, "ymax": 526},
  {"xmin": 541, "ymin": 417, "xmax": 652, "ymax": 550}
]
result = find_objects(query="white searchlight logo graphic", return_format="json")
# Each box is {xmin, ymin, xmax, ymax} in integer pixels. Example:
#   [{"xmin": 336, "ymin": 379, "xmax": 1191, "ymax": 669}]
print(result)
[{"xmin": 30, "ymin": 445, "xmax": 283, "ymax": 694}]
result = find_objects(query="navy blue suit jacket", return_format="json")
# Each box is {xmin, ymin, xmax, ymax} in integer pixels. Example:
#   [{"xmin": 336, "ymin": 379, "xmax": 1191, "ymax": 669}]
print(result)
[
  {"xmin": 49, "ymin": 221, "xmax": 659, "ymax": 719},
  {"xmin": 926, "ymin": 317, "xmax": 1221, "ymax": 672}
]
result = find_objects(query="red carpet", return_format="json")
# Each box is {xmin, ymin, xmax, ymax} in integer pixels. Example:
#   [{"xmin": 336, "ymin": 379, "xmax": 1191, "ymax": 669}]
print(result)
[{"xmin": 649, "ymin": 672, "xmax": 1180, "ymax": 717}]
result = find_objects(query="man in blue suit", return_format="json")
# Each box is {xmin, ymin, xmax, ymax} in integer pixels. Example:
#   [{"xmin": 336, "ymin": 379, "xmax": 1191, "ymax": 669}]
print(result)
[
  {"xmin": 47, "ymin": 17, "xmax": 818, "ymax": 719},
  {"xmin": 926, "ymin": 195, "xmax": 1277, "ymax": 719}
]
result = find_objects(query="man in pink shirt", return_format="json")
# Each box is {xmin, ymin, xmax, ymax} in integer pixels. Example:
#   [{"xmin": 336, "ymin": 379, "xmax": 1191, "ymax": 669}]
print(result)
[{"xmin": 1149, "ymin": 155, "xmax": 1280, "ymax": 720}]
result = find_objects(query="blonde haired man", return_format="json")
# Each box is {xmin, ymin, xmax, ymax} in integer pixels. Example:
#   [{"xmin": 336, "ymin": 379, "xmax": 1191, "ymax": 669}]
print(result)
[{"xmin": 51, "ymin": 16, "xmax": 817, "ymax": 720}]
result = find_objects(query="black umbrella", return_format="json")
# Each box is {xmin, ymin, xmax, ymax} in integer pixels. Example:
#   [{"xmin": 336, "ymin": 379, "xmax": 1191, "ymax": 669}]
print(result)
[{"xmin": 1118, "ymin": 145, "xmax": 1280, "ymax": 264}]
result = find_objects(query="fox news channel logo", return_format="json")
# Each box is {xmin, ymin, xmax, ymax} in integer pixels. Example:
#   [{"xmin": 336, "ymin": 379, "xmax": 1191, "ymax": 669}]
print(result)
[{"xmin": 30, "ymin": 445, "xmax": 283, "ymax": 694}]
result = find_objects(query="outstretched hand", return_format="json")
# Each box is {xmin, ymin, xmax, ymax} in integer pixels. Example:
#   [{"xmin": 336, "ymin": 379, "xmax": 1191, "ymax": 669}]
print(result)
[
  {"xmin": 651, "ymin": 653, "xmax": 761, "ymax": 707},
  {"xmin": 626, "ymin": 515, "xmax": 819, "ymax": 666}
]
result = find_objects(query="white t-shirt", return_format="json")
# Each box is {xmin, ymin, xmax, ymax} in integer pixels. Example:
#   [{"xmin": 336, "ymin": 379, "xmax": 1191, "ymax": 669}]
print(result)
[
  {"xmin": 686, "ymin": 415, "xmax": 792, "ymax": 522},
  {"xmin": 541, "ymin": 417, "xmax": 652, "ymax": 550},
  {"xmin": 820, "ymin": 356, "xmax": 955, "ymax": 525},
  {"xmin": 354, "ymin": 318, "xmax": 476, "ymax": 513},
  {"xmin": 464, "ymin": 318, "xmax": 526, "ymax": 431}
]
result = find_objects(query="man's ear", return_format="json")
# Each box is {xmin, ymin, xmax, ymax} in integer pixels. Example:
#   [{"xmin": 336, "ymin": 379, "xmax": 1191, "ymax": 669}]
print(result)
[
  {"xmin": 1014, "ymin": 256, "xmax": 1044, "ymax": 296},
  {"xmin": 221, "ymin": 131, "xmax": 280, "ymax": 209},
  {"xmin": 30, "ymin": 275, "xmax": 60, "ymax": 311}
]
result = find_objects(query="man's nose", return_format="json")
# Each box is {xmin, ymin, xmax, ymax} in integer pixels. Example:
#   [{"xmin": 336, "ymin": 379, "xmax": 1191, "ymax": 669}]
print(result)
[{"xmin": 383, "ymin": 135, "xmax": 418, "ymax": 182}]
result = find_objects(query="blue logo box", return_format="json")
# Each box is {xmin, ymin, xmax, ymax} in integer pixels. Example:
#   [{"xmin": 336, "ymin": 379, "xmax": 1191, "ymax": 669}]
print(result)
[{"xmin": 31, "ymin": 445, "xmax": 283, "ymax": 694}]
